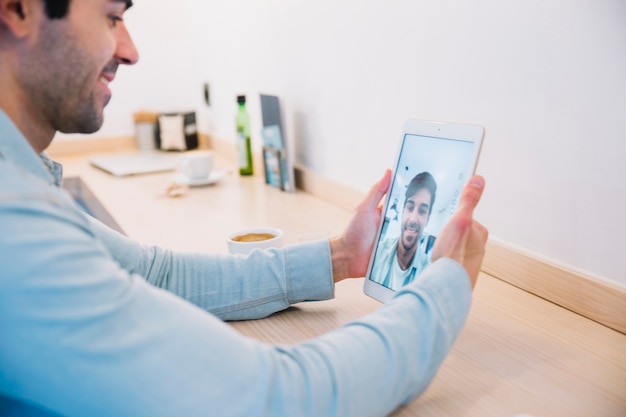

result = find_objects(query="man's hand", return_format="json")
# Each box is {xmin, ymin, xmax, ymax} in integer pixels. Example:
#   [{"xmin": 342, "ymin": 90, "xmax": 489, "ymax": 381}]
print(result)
[
  {"xmin": 330, "ymin": 170, "xmax": 392, "ymax": 282},
  {"xmin": 431, "ymin": 175, "xmax": 488, "ymax": 288}
]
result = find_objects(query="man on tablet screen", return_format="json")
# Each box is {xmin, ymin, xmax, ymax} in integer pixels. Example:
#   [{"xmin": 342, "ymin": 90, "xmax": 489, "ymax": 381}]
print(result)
[{"xmin": 372, "ymin": 172, "xmax": 437, "ymax": 290}]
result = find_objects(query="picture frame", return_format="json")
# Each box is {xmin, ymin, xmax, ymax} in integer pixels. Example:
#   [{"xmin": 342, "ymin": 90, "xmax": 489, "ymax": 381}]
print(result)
[
  {"xmin": 260, "ymin": 95, "xmax": 295, "ymax": 192},
  {"xmin": 262, "ymin": 145, "xmax": 283, "ymax": 189}
]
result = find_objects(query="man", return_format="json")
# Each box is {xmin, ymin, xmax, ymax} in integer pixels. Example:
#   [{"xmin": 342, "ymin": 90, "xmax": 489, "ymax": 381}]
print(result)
[
  {"xmin": 371, "ymin": 172, "xmax": 437, "ymax": 290},
  {"xmin": 0, "ymin": 1, "xmax": 488, "ymax": 416}
]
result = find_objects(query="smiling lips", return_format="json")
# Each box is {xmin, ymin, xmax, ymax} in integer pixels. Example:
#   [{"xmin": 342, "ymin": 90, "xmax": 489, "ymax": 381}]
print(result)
[
  {"xmin": 98, "ymin": 74, "xmax": 113, "ymax": 86},
  {"xmin": 403, "ymin": 225, "xmax": 420, "ymax": 241},
  {"xmin": 98, "ymin": 60, "xmax": 119, "ymax": 90}
]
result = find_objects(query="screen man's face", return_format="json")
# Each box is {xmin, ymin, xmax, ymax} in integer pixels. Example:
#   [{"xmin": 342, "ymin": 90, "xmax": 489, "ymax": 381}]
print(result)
[{"xmin": 400, "ymin": 188, "xmax": 432, "ymax": 252}]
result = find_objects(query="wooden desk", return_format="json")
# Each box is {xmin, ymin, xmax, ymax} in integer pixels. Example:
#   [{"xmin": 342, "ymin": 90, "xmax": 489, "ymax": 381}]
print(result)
[{"xmin": 57, "ymin": 152, "xmax": 626, "ymax": 417}]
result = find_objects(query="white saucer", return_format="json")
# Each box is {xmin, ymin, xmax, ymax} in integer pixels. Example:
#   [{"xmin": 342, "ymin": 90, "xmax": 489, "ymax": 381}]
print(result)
[{"xmin": 173, "ymin": 170, "xmax": 225, "ymax": 187}]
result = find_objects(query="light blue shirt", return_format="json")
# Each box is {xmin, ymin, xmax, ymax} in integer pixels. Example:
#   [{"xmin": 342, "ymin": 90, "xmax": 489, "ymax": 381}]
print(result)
[
  {"xmin": 0, "ymin": 110, "xmax": 472, "ymax": 417},
  {"xmin": 370, "ymin": 234, "xmax": 433, "ymax": 290}
]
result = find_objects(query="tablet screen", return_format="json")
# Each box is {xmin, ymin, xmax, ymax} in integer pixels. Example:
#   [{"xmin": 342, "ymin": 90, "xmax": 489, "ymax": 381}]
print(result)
[{"xmin": 368, "ymin": 133, "xmax": 477, "ymax": 291}]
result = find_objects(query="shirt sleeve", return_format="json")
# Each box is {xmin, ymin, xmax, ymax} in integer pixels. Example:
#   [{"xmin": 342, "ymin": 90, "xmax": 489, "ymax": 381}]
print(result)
[
  {"xmin": 85, "ymin": 214, "xmax": 335, "ymax": 320},
  {"xmin": 0, "ymin": 183, "xmax": 472, "ymax": 417}
]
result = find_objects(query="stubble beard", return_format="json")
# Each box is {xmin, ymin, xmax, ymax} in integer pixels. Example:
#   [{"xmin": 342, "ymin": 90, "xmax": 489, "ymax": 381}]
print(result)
[
  {"xmin": 400, "ymin": 224, "xmax": 421, "ymax": 252},
  {"xmin": 19, "ymin": 21, "xmax": 108, "ymax": 136}
]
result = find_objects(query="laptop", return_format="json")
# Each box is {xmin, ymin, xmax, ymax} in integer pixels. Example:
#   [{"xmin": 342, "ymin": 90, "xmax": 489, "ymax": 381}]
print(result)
[{"xmin": 89, "ymin": 151, "xmax": 181, "ymax": 177}]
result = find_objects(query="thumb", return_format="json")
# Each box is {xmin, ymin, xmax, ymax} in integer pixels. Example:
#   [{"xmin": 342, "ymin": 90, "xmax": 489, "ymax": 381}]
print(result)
[
  {"xmin": 456, "ymin": 175, "xmax": 485, "ymax": 219},
  {"xmin": 359, "ymin": 169, "xmax": 392, "ymax": 211}
]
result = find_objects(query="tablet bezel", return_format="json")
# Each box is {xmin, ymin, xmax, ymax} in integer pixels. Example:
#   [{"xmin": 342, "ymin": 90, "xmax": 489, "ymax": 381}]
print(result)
[{"xmin": 363, "ymin": 119, "xmax": 484, "ymax": 303}]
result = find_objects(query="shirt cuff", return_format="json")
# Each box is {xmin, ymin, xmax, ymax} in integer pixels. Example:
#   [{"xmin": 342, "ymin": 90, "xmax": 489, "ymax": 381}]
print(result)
[{"xmin": 283, "ymin": 239, "xmax": 334, "ymax": 304}]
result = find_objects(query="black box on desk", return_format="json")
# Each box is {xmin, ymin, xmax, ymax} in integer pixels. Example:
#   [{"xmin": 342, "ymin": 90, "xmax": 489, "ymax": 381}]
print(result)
[{"xmin": 155, "ymin": 111, "xmax": 198, "ymax": 151}]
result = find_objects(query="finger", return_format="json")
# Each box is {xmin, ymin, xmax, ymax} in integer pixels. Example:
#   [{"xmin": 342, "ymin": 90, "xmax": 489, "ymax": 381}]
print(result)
[
  {"xmin": 456, "ymin": 175, "xmax": 485, "ymax": 218},
  {"xmin": 360, "ymin": 169, "xmax": 392, "ymax": 211}
]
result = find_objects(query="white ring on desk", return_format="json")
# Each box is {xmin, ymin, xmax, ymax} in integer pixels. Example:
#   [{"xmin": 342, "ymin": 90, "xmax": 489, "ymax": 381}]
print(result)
[{"xmin": 173, "ymin": 170, "xmax": 225, "ymax": 187}]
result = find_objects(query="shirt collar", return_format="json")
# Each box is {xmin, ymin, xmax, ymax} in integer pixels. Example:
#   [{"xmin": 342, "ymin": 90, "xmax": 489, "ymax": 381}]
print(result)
[{"xmin": 0, "ymin": 109, "xmax": 63, "ymax": 187}]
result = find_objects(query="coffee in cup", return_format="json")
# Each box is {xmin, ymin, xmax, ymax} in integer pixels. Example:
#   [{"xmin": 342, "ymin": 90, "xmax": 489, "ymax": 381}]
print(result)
[
  {"xmin": 231, "ymin": 232, "xmax": 277, "ymax": 243},
  {"xmin": 227, "ymin": 227, "xmax": 284, "ymax": 255}
]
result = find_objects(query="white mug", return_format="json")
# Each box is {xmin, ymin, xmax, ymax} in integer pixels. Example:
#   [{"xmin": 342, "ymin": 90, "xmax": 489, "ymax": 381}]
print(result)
[
  {"xmin": 227, "ymin": 227, "xmax": 284, "ymax": 255},
  {"xmin": 181, "ymin": 151, "xmax": 213, "ymax": 180}
]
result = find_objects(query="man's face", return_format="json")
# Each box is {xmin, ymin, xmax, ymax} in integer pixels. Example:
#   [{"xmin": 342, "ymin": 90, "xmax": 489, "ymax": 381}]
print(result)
[
  {"xmin": 16, "ymin": 0, "xmax": 138, "ymax": 134},
  {"xmin": 399, "ymin": 188, "xmax": 432, "ymax": 253}
]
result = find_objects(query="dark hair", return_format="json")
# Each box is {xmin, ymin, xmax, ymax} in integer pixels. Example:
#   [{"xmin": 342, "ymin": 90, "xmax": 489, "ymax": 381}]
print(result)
[
  {"xmin": 405, "ymin": 172, "xmax": 437, "ymax": 216},
  {"xmin": 42, "ymin": 0, "xmax": 69, "ymax": 18},
  {"xmin": 43, "ymin": 0, "xmax": 133, "ymax": 19}
]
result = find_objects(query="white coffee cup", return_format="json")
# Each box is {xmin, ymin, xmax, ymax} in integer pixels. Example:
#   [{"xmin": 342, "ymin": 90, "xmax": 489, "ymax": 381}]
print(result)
[
  {"xmin": 180, "ymin": 151, "xmax": 213, "ymax": 180},
  {"xmin": 227, "ymin": 227, "xmax": 284, "ymax": 255}
]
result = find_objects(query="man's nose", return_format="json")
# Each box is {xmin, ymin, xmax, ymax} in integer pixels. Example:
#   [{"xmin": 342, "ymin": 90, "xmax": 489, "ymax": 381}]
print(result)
[
  {"xmin": 407, "ymin": 211, "xmax": 421, "ymax": 223},
  {"xmin": 115, "ymin": 24, "xmax": 139, "ymax": 65}
]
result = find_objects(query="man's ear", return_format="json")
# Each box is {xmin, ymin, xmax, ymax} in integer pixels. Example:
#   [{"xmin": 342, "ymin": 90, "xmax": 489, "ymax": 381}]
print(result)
[{"xmin": 0, "ymin": 0, "xmax": 40, "ymax": 38}]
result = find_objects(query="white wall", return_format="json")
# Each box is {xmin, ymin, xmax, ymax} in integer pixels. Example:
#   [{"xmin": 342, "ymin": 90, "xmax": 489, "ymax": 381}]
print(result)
[{"xmin": 66, "ymin": 0, "xmax": 626, "ymax": 287}]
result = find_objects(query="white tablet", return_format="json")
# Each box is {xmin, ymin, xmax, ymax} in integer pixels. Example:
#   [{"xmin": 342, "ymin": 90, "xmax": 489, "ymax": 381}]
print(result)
[{"xmin": 363, "ymin": 119, "xmax": 484, "ymax": 303}]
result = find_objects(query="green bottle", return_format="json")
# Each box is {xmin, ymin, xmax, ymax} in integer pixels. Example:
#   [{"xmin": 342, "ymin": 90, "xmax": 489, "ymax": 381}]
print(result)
[{"xmin": 236, "ymin": 95, "xmax": 253, "ymax": 176}]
